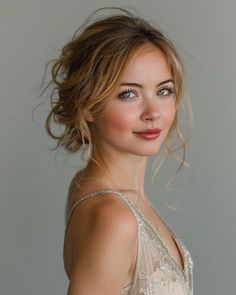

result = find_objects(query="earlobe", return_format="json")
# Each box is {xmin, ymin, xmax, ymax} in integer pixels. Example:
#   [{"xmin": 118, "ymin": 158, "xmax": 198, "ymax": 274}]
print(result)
[{"xmin": 85, "ymin": 111, "xmax": 94, "ymax": 123}]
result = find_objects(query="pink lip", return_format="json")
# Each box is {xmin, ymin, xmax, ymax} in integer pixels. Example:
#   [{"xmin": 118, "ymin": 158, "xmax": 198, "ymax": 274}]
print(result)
[
  {"xmin": 134, "ymin": 128, "xmax": 162, "ymax": 134},
  {"xmin": 133, "ymin": 129, "xmax": 161, "ymax": 140}
]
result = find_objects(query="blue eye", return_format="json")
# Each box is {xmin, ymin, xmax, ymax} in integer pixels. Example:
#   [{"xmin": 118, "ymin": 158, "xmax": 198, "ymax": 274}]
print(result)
[
  {"xmin": 157, "ymin": 86, "xmax": 175, "ymax": 96},
  {"xmin": 118, "ymin": 89, "xmax": 136, "ymax": 99}
]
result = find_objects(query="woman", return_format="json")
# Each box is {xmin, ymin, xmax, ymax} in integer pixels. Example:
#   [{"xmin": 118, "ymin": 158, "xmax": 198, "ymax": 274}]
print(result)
[{"xmin": 45, "ymin": 7, "xmax": 193, "ymax": 295}]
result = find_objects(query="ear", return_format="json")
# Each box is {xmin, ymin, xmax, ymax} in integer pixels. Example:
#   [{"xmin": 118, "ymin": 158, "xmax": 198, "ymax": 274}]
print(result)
[{"xmin": 85, "ymin": 111, "xmax": 95, "ymax": 123}]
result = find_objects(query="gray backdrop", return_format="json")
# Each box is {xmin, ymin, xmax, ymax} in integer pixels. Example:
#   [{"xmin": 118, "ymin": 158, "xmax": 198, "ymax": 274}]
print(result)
[{"xmin": 1, "ymin": 0, "xmax": 235, "ymax": 294}]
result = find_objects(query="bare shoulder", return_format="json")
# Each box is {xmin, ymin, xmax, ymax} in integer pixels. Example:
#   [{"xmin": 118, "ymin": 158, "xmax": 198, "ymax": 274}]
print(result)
[
  {"xmin": 66, "ymin": 171, "xmax": 139, "ymax": 233},
  {"xmin": 91, "ymin": 193, "xmax": 138, "ymax": 235},
  {"xmin": 66, "ymin": 192, "xmax": 138, "ymax": 294},
  {"xmin": 67, "ymin": 191, "xmax": 138, "ymax": 245}
]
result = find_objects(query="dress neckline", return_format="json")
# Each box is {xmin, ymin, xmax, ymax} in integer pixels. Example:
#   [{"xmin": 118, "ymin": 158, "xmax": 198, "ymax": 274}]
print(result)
[{"xmin": 115, "ymin": 189, "xmax": 186, "ymax": 275}]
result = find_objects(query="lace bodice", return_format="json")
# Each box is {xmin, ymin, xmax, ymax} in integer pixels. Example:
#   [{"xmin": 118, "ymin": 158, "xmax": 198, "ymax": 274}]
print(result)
[{"xmin": 65, "ymin": 189, "xmax": 193, "ymax": 295}]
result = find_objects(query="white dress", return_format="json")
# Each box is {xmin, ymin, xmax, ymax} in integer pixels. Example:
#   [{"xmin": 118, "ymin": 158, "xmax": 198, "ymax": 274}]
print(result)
[{"xmin": 65, "ymin": 189, "xmax": 193, "ymax": 295}]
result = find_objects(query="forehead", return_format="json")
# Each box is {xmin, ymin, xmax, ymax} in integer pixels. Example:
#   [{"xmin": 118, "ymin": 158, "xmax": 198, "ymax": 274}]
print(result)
[{"xmin": 121, "ymin": 43, "xmax": 171, "ymax": 82}]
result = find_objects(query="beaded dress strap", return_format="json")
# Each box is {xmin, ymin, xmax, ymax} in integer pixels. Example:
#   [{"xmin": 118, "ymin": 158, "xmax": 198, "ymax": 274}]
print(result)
[{"xmin": 65, "ymin": 188, "xmax": 141, "ymax": 231}]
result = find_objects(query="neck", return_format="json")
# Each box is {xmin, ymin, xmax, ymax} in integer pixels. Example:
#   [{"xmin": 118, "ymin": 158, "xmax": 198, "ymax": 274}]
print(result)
[{"xmin": 84, "ymin": 150, "xmax": 148, "ymax": 200}]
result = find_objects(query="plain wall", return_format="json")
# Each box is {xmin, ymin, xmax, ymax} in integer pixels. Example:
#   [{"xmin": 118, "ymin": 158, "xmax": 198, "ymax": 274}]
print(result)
[{"xmin": 1, "ymin": 0, "xmax": 236, "ymax": 294}]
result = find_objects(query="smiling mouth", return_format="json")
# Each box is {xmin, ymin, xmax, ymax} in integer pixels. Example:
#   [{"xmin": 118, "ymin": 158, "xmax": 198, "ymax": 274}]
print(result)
[
  {"xmin": 133, "ymin": 130, "xmax": 161, "ymax": 140},
  {"xmin": 133, "ymin": 128, "xmax": 162, "ymax": 134}
]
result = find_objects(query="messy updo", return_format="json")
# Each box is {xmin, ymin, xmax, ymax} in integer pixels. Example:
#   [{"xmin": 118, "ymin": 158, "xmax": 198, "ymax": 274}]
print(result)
[{"xmin": 44, "ymin": 7, "xmax": 193, "ymax": 180}]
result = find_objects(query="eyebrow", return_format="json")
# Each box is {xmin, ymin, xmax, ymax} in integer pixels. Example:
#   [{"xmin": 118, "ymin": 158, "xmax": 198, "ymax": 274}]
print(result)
[{"xmin": 119, "ymin": 79, "xmax": 174, "ymax": 88}]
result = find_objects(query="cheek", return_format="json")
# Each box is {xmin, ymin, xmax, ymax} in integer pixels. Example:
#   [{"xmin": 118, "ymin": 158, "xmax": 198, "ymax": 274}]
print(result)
[
  {"xmin": 104, "ymin": 107, "xmax": 135, "ymax": 131},
  {"xmin": 161, "ymin": 102, "xmax": 176, "ymax": 126}
]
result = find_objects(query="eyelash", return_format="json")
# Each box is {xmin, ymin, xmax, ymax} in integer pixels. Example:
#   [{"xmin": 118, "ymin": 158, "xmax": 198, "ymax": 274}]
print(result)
[
  {"xmin": 117, "ymin": 86, "xmax": 175, "ymax": 100},
  {"xmin": 158, "ymin": 86, "xmax": 175, "ymax": 96},
  {"xmin": 118, "ymin": 89, "xmax": 137, "ymax": 99}
]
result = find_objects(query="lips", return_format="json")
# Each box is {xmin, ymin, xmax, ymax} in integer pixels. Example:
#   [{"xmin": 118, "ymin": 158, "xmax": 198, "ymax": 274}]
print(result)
[{"xmin": 134, "ymin": 128, "xmax": 162, "ymax": 134}]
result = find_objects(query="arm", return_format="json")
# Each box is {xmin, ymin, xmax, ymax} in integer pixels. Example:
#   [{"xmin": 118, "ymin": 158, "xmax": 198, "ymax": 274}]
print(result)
[{"xmin": 67, "ymin": 197, "xmax": 137, "ymax": 295}]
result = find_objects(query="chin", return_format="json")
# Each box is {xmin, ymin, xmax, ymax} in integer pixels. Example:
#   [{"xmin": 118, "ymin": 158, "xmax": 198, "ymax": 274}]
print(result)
[{"xmin": 132, "ymin": 147, "xmax": 162, "ymax": 157}]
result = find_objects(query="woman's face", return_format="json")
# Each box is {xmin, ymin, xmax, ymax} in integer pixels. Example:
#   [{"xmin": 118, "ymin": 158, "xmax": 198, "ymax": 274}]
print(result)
[{"xmin": 90, "ymin": 43, "xmax": 176, "ymax": 157}]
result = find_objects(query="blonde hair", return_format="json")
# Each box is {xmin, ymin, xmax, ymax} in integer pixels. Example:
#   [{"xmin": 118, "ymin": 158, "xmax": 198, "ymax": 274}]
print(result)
[{"xmin": 43, "ymin": 7, "xmax": 193, "ymax": 182}]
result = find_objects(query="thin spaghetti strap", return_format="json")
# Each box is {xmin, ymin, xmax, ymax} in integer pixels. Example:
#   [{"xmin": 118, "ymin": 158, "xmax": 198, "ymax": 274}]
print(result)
[{"xmin": 65, "ymin": 188, "xmax": 141, "ymax": 233}]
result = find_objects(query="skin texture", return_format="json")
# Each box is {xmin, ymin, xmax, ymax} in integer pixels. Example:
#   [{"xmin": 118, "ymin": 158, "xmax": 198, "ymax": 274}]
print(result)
[{"xmin": 66, "ymin": 43, "xmax": 180, "ymax": 294}]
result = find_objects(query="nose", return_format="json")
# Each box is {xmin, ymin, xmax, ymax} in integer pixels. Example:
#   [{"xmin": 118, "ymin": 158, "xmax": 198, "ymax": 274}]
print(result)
[{"xmin": 140, "ymin": 99, "xmax": 161, "ymax": 121}]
